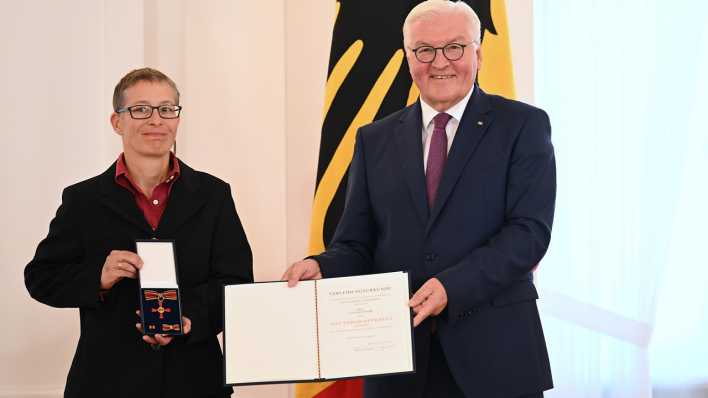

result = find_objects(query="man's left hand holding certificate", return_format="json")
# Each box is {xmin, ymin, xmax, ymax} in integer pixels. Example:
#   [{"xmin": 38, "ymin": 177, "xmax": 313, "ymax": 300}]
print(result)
[{"xmin": 223, "ymin": 271, "xmax": 415, "ymax": 386}]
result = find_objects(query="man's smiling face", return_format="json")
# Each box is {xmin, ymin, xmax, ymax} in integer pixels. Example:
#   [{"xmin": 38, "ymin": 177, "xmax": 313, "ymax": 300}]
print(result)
[{"xmin": 405, "ymin": 11, "xmax": 481, "ymax": 112}]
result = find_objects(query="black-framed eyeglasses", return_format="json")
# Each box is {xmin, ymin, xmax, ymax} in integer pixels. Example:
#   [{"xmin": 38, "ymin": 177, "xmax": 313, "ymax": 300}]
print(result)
[
  {"xmin": 410, "ymin": 43, "xmax": 470, "ymax": 63},
  {"xmin": 116, "ymin": 104, "xmax": 182, "ymax": 119}
]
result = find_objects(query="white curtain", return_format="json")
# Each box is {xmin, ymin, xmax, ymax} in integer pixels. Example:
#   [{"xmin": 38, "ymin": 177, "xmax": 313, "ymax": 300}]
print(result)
[{"xmin": 533, "ymin": 1, "xmax": 708, "ymax": 397}]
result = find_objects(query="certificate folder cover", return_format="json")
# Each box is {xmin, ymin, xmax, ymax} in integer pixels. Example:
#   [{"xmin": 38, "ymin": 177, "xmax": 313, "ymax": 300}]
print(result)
[
  {"xmin": 136, "ymin": 240, "xmax": 183, "ymax": 336},
  {"xmin": 223, "ymin": 271, "xmax": 415, "ymax": 386}
]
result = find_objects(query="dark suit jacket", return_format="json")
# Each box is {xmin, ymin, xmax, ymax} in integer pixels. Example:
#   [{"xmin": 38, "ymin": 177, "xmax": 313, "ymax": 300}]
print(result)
[
  {"xmin": 25, "ymin": 160, "xmax": 253, "ymax": 398},
  {"xmin": 314, "ymin": 87, "xmax": 555, "ymax": 398}
]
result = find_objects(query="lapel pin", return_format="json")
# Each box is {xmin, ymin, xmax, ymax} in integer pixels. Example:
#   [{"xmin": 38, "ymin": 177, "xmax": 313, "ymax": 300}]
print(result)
[{"xmin": 477, "ymin": 120, "xmax": 484, "ymax": 126}]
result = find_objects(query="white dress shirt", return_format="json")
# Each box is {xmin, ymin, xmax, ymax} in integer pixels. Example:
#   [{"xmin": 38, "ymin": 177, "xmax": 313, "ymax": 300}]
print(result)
[{"xmin": 420, "ymin": 85, "xmax": 475, "ymax": 172}]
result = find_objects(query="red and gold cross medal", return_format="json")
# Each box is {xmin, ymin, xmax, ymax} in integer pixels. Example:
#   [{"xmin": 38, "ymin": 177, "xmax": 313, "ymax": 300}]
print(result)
[{"xmin": 143, "ymin": 289, "xmax": 177, "ymax": 319}]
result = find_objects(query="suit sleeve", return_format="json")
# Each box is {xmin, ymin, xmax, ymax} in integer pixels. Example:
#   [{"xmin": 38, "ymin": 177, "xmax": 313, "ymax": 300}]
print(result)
[
  {"xmin": 314, "ymin": 129, "xmax": 376, "ymax": 278},
  {"xmin": 436, "ymin": 108, "xmax": 556, "ymax": 322},
  {"xmin": 182, "ymin": 184, "xmax": 253, "ymax": 344},
  {"xmin": 24, "ymin": 188, "xmax": 104, "ymax": 308}
]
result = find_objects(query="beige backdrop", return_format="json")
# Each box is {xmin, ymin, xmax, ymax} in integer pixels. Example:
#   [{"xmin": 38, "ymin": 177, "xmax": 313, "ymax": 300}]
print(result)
[{"xmin": 0, "ymin": 1, "xmax": 531, "ymax": 397}]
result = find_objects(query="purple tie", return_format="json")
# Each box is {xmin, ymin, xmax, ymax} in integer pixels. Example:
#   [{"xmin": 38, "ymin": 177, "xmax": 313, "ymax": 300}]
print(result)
[{"xmin": 426, "ymin": 112, "xmax": 452, "ymax": 208}]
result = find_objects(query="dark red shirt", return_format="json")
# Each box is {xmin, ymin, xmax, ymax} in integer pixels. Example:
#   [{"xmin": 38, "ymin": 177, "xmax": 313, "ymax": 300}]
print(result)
[{"xmin": 114, "ymin": 153, "xmax": 180, "ymax": 230}]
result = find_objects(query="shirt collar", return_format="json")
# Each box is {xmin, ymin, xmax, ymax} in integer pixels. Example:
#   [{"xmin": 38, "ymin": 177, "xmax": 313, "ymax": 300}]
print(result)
[
  {"xmin": 115, "ymin": 152, "xmax": 181, "ymax": 184},
  {"xmin": 420, "ymin": 84, "xmax": 475, "ymax": 129}
]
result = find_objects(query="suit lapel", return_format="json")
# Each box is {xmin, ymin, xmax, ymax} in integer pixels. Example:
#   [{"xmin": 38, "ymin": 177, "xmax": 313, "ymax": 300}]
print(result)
[
  {"xmin": 98, "ymin": 163, "xmax": 152, "ymax": 233},
  {"xmin": 425, "ymin": 87, "xmax": 493, "ymax": 236},
  {"xmin": 393, "ymin": 102, "xmax": 429, "ymax": 226},
  {"xmin": 155, "ymin": 160, "xmax": 206, "ymax": 236}
]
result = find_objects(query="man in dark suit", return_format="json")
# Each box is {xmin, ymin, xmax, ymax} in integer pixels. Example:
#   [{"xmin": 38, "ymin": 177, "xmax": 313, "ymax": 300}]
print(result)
[
  {"xmin": 25, "ymin": 68, "xmax": 253, "ymax": 398},
  {"xmin": 283, "ymin": 1, "xmax": 554, "ymax": 397}
]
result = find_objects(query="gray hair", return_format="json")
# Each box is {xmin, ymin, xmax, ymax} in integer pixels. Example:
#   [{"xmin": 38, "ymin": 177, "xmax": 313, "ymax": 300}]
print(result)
[{"xmin": 403, "ymin": 0, "xmax": 481, "ymax": 47}]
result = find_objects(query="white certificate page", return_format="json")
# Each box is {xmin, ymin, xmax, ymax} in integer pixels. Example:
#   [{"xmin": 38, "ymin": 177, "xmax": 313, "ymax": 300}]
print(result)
[
  {"xmin": 316, "ymin": 271, "xmax": 414, "ymax": 379},
  {"xmin": 224, "ymin": 281, "xmax": 319, "ymax": 385}
]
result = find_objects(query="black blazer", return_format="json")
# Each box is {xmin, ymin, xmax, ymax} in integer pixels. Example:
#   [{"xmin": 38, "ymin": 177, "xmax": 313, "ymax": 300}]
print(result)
[
  {"xmin": 25, "ymin": 160, "xmax": 253, "ymax": 398},
  {"xmin": 314, "ymin": 87, "xmax": 555, "ymax": 398}
]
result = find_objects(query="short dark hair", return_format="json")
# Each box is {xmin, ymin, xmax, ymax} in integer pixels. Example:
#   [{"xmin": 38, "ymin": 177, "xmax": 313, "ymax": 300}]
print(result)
[{"xmin": 112, "ymin": 67, "xmax": 180, "ymax": 111}]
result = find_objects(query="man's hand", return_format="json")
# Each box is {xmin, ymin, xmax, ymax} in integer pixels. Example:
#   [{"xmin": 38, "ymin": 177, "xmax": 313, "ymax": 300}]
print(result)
[
  {"xmin": 409, "ymin": 277, "xmax": 448, "ymax": 327},
  {"xmin": 100, "ymin": 250, "xmax": 143, "ymax": 290},
  {"xmin": 135, "ymin": 311, "xmax": 192, "ymax": 346},
  {"xmin": 281, "ymin": 259, "xmax": 322, "ymax": 287}
]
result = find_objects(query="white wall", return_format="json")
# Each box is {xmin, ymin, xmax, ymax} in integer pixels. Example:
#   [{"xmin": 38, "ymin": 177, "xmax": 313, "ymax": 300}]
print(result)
[
  {"xmin": 285, "ymin": 0, "xmax": 334, "ymax": 267},
  {"xmin": 507, "ymin": 0, "xmax": 534, "ymax": 103},
  {"xmin": 0, "ymin": 1, "xmax": 143, "ymax": 396},
  {"xmin": 0, "ymin": 1, "xmax": 531, "ymax": 397}
]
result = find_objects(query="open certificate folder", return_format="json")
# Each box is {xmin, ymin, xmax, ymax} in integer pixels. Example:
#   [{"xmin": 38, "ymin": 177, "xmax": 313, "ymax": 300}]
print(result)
[{"xmin": 223, "ymin": 271, "xmax": 414, "ymax": 386}]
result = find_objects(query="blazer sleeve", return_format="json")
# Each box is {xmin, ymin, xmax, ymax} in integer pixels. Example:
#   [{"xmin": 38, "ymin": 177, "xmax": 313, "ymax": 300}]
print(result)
[
  {"xmin": 314, "ymin": 129, "xmax": 376, "ymax": 278},
  {"xmin": 436, "ymin": 108, "xmax": 556, "ymax": 321},
  {"xmin": 24, "ymin": 187, "xmax": 104, "ymax": 308},
  {"xmin": 182, "ymin": 184, "xmax": 253, "ymax": 344}
]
